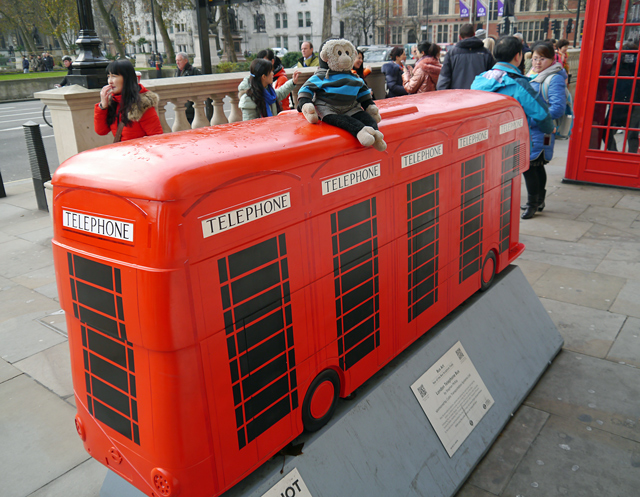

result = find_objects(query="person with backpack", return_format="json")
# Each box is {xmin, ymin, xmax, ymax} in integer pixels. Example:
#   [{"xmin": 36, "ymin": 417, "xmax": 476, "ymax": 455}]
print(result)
[
  {"xmin": 470, "ymin": 36, "xmax": 554, "ymax": 219},
  {"xmin": 522, "ymin": 41, "xmax": 567, "ymax": 218}
]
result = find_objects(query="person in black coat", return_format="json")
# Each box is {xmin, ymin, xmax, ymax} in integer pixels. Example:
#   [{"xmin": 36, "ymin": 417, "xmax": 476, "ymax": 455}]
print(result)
[
  {"xmin": 57, "ymin": 56, "xmax": 73, "ymax": 87},
  {"xmin": 381, "ymin": 47, "xmax": 409, "ymax": 98},
  {"xmin": 436, "ymin": 23, "xmax": 495, "ymax": 90}
]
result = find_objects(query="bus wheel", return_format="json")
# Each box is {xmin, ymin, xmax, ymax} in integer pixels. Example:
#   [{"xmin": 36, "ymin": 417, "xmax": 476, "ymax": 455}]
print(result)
[
  {"xmin": 480, "ymin": 251, "xmax": 497, "ymax": 292},
  {"xmin": 302, "ymin": 369, "xmax": 340, "ymax": 432}
]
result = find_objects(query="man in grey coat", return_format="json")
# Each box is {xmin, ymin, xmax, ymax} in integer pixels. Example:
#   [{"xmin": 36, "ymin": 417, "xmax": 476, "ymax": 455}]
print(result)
[{"xmin": 436, "ymin": 24, "xmax": 495, "ymax": 90}]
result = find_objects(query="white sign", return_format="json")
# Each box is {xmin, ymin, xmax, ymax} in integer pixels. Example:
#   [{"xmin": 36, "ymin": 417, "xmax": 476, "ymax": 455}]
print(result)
[
  {"xmin": 401, "ymin": 144, "xmax": 443, "ymax": 168},
  {"xmin": 458, "ymin": 130, "xmax": 489, "ymax": 149},
  {"xmin": 202, "ymin": 192, "xmax": 290, "ymax": 238},
  {"xmin": 499, "ymin": 119, "xmax": 524, "ymax": 134},
  {"xmin": 411, "ymin": 341, "xmax": 494, "ymax": 457},
  {"xmin": 322, "ymin": 164, "xmax": 380, "ymax": 195},
  {"xmin": 62, "ymin": 210, "xmax": 134, "ymax": 242},
  {"xmin": 261, "ymin": 468, "xmax": 313, "ymax": 497}
]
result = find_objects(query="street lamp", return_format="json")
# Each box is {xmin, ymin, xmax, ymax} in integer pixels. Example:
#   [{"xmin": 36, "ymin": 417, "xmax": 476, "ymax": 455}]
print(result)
[{"xmin": 66, "ymin": 0, "xmax": 109, "ymax": 89}]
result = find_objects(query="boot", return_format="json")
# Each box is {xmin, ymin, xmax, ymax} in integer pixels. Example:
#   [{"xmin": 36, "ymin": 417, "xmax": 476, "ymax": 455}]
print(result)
[
  {"xmin": 537, "ymin": 189, "xmax": 546, "ymax": 212},
  {"xmin": 521, "ymin": 195, "xmax": 539, "ymax": 219}
]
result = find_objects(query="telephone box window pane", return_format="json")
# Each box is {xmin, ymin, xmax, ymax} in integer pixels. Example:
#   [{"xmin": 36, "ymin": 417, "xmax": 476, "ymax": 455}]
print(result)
[
  {"xmin": 589, "ymin": 127, "xmax": 608, "ymax": 150},
  {"xmin": 596, "ymin": 78, "xmax": 614, "ymax": 102},
  {"xmin": 593, "ymin": 104, "xmax": 608, "ymax": 126},
  {"xmin": 601, "ymin": 54, "xmax": 618, "ymax": 76},
  {"xmin": 607, "ymin": 0, "xmax": 630, "ymax": 24},
  {"xmin": 611, "ymin": 104, "xmax": 631, "ymax": 127},
  {"xmin": 603, "ymin": 25, "xmax": 623, "ymax": 52}
]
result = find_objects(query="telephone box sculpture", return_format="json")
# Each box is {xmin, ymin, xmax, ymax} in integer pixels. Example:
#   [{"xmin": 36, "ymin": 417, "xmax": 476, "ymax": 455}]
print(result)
[
  {"xmin": 565, "ymin": 0, "xmax": 640, "ymax": 188},
  {"xmin": 52, "ymin": 91, "xmax": 528, "ymax": 497}
]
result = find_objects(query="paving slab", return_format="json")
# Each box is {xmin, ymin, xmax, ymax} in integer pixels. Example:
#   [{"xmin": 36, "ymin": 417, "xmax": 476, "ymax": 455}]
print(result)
[
  {"xmin": 0, "ymin": 375, "xmax": 89, "ymax": 497},
  {"xmin": 582, "ymin": 222, "xmax": 640, "ymax": 243},
  {"xmin": 465, "ymin": 405, "xmax": 549, "ymax": 495},
  {"xmin": 540, "ymin": 298, "xmax": 627, "ymax": 358},
  {"xmin": 595, "ymin": 247, "xmax": 640, "ymax": 281},
  {"xmin": 606, "ymin": 317, "xmax": 640, "ymax": 368},
  {"xmin": 14, "ymin": 342, "xmax": 73, "ymax": 398},
  {"xmin": 525, "ymin": 350, "xmax": 640, "ymax": 443},
  {"xmin": 610, "ymin": 279, "xmax": 640, "ymax": 319},
  {"xmin": 0, "ymin": 313, "xmax": 67, "ymax": 363},
  {"xmin": 36, "ymin": 309, "xmax": 67, "ymax": 336},
  {"xmin": 519, "ymin": 216, "xmax": 593, "ymax": 242},
  {"xmin": 0, "ymin": 202, "xmax": 32, "ymax": 223},
  {"xmin": 512, "ymin": 259, "xmax": 551, "ymax": 286},
  {"xmin": 614, "ymin": 193, "xmax": 640, "ymax": 212},
  {"xmin": 9, "ymin": 264, "xmax": 56, "ymax": 290},
  {"xmin": 577, "ymin": 205, "xmax": 639, "ymax": 230},
  {"xmin": 533, "ymin": 198, "xmax": 589, "ymax": 220},
  {"xmin": 519, "ymin": 235, "xmax": 607, "ymax": 272},
  {"xmin": 0, "ymin": 230, "xmax": 18, "ymax": 244},
  {"xmin": 532, "ymin": 265, "xmax": 626, "ymax": 311},
  {"xmin": 34, "ymin": 281, "xmax": 60, "ymax": 301},
  {"xmin": 454, "ymin": 485, "xmax": 498, "ymax": 497},
  {"xmin": 26, "ymin": 457, "xmax": 106, "ymax": 497},
  {"xmin": 551, "ymin": 183, "xmax": 625, "ymax": 208},
  {"xmin": 2, "ymin": 210, "xmax": 52, "ymax": 236},
  {"xmin": 0, "ymin": 238, "xmax": 54, "ymax": 279},
  {"xmin": 0, "ymin": 357, "xmax": 21, "ymax": 384},
  {"xmin": 4, "ymin": 190, "xmax": 43, "ymax": 211},
  {"xmin": 17, "ymin": 225, "xmax": 54, "ymax": 247},
  {"xmin": 501, "ymin": 414, "xmax": 640, "ymax": 497},
  {"xmin": 0, "ymin": 284, "xmax": 59, "ymax": 321}
]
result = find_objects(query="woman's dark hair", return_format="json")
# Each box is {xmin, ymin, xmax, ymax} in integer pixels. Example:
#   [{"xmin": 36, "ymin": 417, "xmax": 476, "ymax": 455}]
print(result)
[
  {"xmin": 531, "ymin": 41, "xmax": 555, "ymax": 60},
  {"xmin": 556, "ymin": 39, "xmax": 570, "ymax": 50},
  {"xmin": 426, "ymin": 43, "xmax": 440, "ymax": 59},
  {"xmin": 247, "ymin": 58, "xmax": 280, "ymax": 118},
  {"xmin": 494, "ymin": 36, "xmax": 523, "ymax": 63},
  {"xmin": 353, "ymin": 49, "xmax": 366, "ymax": 78},
  {"xmin": 389, "ymin": 47, "xmax": 405, "ymax": 61},
  {"xmin": 105, "ymin": 59, "xmax": 141, "ymax": 127},
  {"xmin": 417, "ymin": 41, "xmax": 431, "ymax": 56}
]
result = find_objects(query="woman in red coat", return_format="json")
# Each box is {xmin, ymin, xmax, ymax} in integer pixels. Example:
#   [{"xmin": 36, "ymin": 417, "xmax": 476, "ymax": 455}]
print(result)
[{"xmin": 94, "ymin": 59, "xmax": 163, "ymax": 142}]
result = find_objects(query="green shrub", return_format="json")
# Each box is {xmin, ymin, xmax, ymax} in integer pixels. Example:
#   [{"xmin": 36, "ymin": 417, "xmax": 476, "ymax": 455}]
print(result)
[
  {"xmin": 216, "ymin": 61, "xmax": 237, "ymax": 73},
  {"xmin": 282, "ymin": 51, "xmax": 301, "ymax": 68}
]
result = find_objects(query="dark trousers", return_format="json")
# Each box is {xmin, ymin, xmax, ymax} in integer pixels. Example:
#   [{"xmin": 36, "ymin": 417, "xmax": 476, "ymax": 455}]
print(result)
[{"xmin": 523, "ymin": 157, "xmax": 547, "ymax": 199}]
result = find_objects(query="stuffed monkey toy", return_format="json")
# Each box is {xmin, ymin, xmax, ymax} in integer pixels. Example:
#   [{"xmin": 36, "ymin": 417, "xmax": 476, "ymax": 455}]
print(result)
[{"xmin": 297, "ymin": 39, "xmax": 387, "ymax": 152}]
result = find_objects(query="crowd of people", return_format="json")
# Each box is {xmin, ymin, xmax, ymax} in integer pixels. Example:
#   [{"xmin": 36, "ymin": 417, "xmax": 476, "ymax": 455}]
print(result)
[
  {"xmin": 21, "ymin": 53, "xmax": 56, "ymax": 73},
  {"xmin": 90, "ymin": 31, "xmax": 573, "ymax": 221}
]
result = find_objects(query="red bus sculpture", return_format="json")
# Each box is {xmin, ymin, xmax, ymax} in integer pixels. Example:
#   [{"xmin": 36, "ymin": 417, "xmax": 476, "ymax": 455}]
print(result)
[{"xmin": 52, "ymin": 91, "xmax": 528, "ymax": 497}]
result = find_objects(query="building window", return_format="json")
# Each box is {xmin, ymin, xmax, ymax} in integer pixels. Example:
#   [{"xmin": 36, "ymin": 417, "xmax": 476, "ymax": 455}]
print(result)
[
  {"xmin": 146, "ymin": 21, "xmax": 151, "ymax": 35},
  {"xmin": 169, "ymin": 25, "xmax": 173, "ymax": 34},
  {"xmin": 536, "ymin": 0, "xmax": 547, "ymax": 11},
  {"xmin": 437, "ymin": 24, "xmax": 448, "ymax": 43},
  {"xmin": 423, "ymin": 0, "xmax": 433, "ymax": 15},
  {"xmin": 391, "ymin": 26, "xmax": 401, "ymax": 45},
  {"xmin": 239, "ymin": 20, "xmax": 243, "ymax": 29},
  {"xmin": 298, "ymin": 35, "xmax": 304, "ymax": 46},
  {"xmin": 181, "ymin": 23, "xmax": 186, "ymax": 32},
  {"xmin": 298, "ymin": 12, "xmax": 303, "ymax": 27},
  {"xmin": 135, "ymin": 22, "xmax": 140, "ymax": 35},
  {"xmin": 283, "ymin": 13, "xmax": 288, "ymax": 28},
  {"xmin": 276, "ymin": 35, "xmax": 281, "ymax": 47},
  {"xmin": 439, "ymin": 0, "xmax": 449, "ymax": 15},
  {"xmin": 306, "ymin": 12, "xmax": 311, "ymax": 27},
  {"xmin": 275, "ymin": 13, "xmax": 281, "ymax": 29},
  {"xmin": 378, "ymin": 27, "xmax": 385, "ymax": 45},
  {"xmin": 408, "ymin": 0, "xmax": 418, "ymax": 16},
  {"xmin": 519, "ymin": 0, "xmax": 530, "ymax": 11},
  {"xmin": 453, "ymin": 23, "xmax": 459, "ymax": 41},
  {"xmin": 283, "ymin": 37, "xmax": 289, "ymax": 50}
]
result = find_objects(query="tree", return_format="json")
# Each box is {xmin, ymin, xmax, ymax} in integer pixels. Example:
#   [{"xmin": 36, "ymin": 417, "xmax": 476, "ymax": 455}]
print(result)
[
  {"xmin": 338, "ymin": 0, "xmax": 381, "ymax": 47},
  {"xmin": 42, "ymin": 0, "xmax": 78, "ymax": 54},
  {"xmin": 219, "ymin": 5, "xmax": 236, "ymax": 62},
  {"xmin": 94, "ymin": 0, "xmax": 127, "ymax": 57},
  {"xmin": 322, "ymin": 0, "xmax": 332, "ymax": 42},
  {"xmin": 0, "ymin": 0, "xmax": 45, "ymax": 54}
]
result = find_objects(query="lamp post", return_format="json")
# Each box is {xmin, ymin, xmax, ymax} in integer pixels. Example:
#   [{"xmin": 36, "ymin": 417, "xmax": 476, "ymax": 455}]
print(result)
[{"xmin": 66, "ymin": 0, "xmax": 109, "ymax": 89}]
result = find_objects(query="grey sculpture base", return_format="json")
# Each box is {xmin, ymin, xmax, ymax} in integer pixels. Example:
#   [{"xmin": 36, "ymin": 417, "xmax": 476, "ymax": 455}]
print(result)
[{"xmin": 102, "ymin": 265, "xmax": 563, "ymax": 497}]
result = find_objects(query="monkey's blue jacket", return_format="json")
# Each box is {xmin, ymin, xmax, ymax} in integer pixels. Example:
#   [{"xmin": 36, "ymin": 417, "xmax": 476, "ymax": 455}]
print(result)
[{"xmin": 298, "ymin": 70, "xmax": 373, "ymax": 117}]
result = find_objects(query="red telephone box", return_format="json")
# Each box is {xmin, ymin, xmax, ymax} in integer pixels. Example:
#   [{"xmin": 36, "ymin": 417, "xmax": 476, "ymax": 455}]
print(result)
[
  {"xmin": 565, "ymin": 0, "xmax": 640, "ymax": 188},
  {"xmin": 52, "ymin": 91, "xmax": 527, "ymax": 497}
]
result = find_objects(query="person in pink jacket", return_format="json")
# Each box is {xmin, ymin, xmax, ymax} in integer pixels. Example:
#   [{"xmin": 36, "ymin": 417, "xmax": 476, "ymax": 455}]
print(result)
[{"xmin": 403, "ymin": 42, "xmax": 442, "ymax": 94}]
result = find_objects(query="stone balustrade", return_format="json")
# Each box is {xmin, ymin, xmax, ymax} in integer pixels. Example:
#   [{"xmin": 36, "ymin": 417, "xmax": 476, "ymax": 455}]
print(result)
[{"xmin": 35, "ymin": 65, "xmax": 387, "ymax": 165}]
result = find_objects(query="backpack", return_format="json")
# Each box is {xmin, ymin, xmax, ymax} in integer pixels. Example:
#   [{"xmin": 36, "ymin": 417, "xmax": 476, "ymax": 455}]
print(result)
[{"xmin": 541, "ymin": 74, "xmax": 573, "ymax": 139}]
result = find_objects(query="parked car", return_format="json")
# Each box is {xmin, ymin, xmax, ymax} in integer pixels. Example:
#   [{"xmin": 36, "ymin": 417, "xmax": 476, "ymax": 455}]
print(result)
[
  {"xmin": 271, "ymin": 47, "xmax": 288, "ymax": 58},
  {"xmin": 360, "ymin": 45, "xmax": 394, "ymax": 63}
]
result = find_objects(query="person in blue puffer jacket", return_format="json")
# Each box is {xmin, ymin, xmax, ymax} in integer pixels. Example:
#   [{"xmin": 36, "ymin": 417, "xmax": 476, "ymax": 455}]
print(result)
[
  {"xmin": 471, "ymin": 36, "xmax": 554, "ymax": 219},
  {"xmin": 523, "ymin": 41, "xmax": 567, "ymax": 218}
]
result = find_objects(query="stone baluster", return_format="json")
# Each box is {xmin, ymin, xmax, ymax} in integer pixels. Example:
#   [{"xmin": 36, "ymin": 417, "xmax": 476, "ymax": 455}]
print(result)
[
  {"xmin": 228, "ymin": 93, "xmax": 242, "ymax": 123},
  {"xmin": 210, "ymin": 94, "xmax": 229, "ymax": 126},
  {"xmin": 169, "ymin": 98, "xmax": 191, "ymax": 132},
  {"xmin": 156, "ymin": 98, "xmax": 172, "ymax": 134},
  {"xmin": 191, "ymin": 96, "xmax": 211, "ymax": 129}
]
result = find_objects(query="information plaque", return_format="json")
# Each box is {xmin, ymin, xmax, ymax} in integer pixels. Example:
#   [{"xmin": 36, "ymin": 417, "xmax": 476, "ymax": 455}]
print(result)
[
  {"xmin": 411, "ymin": 341, "xmax": 494, "ymax": 457},
  {"xmin": 261, "ymin": 468, "xmax": 312, "ymax": 497}
]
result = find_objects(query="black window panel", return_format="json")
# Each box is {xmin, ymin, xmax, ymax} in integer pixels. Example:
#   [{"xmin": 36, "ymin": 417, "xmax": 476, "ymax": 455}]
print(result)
[
  {"xmin": 412, "ymin": 191, "xmax": 437, "ymax": 215},
  {"xmin": 462, "ymin": 215, "xmax": 483, "ymax": 239},
  {"xmin": 462, "ymin": 200, "xmax": 483, "ymax": 223},
  {"xmin": 463, "ymin": 156, "xmax": 483, "ymax": 174},
  {"xmin": 413, "ymin": 259, "xmax": 436, "ymax": 286},
  {"xmin": 242, "ymin": 355, "xmax": 288, "ymax": 398},
  {"xmin": 343, "ymin": 316, "xmax": 375, "ymax": 351},
  {"xmin": 340, "ymin": 260, "xmax": 373, "ymax": 294},
  {"xmin": 412, "ymin": 225, "xmax": 436, "ymax": 251},
  {"xmin": 85, "ymin": 372, "xmax": 92, "ymax": 394},
  {"xmin": 228, "ymin": 237, "xmax": 279, "ymax": 279},
  {"xmin": 344, "ymin": 335, "xmax": 376, "ymax": 369},
  {"xmin": 221, "ymin": 285, "xmax": 231, "ymax": 310},
  {"xmin": 280, "ymin": 260, "xmax": 289, "ymax": 280},
  {"xmin": 278, "ymin": 234, "xmax": 287, "ymax": 256},
  {"xmin": 116, "ymin": 296, "xmax": 124, "ymax": 320},
  {"xmin": 114, "ymin": 268, "xmax": 122, "ymax": 294},
  {"xmin": 238, "ymin": 310, "xmax": 284, "ymax": 351},
  {"xmin": 93, "ymin": 399, "xmax": 132, "ymax": 439},
  {"xmin": 462, "ymin": 245, "xmax": 481, "ymax": 267},
  {"xmin": 337, "ymin": 200, "xmax": 371, "ymax": 230},
  {"xmin": 246, "ymin": 396, "xmax": 290, "ymax": 443},
  {"xmin": 462, "ymin": 260, "xmax": 481, "ymax": 280},
  {"xmin": 237, "ymin": 428, "xmax": 246, "ymax": 449},
  {"xmin": 129, "ymin": 375, "xmax": 137, "ymax": 398},
  {"xmin": 342, "ymin": 298, "xmax": 374, "ymax": 332},
  {"xmin": 87, "ymin": 329, "xmax": 127, "ymax": 367},
  {"xmin": 235, "ymin": 406, "xmax": 244, "ymax": 427},
  {"xmin": 67, "ymin": 252, "xmax": 74, "ymax": 276},
  {"xmin": 341, "ymin": 279, "xmax": 374, "ymax": 314},
  {"xmin": 76, "ymin": 281, "xmax": 116, "ymax": 318},
  {"xmin": 339, "ymin": 241, "xmax": 372, "ymax": 273},
  {"xmin": 411, "ymin": 174, "xmax": 437, "ymax": 199},
  {"xmin": 80, "ymin": 306, "xmax": 119, "ymax": 338},
  {"xmin": 413, "ymin": 274, "xmax": 436, "ymax": 301},
  {"xmin": 410, "ymin": 210, "xmax": 437, "ymax": 235},
  {"xmin": 131, "ymin": 399, "xmax": 138, "ymax": 421},
  {"xmin": 413, "ymin": 243, "xmax": 435, "ymax": 268},
  {"xmin": 231, "ymin": 262, "xmax": 281, "ymax": 305},
  {"xmin": 73, "ymin": 255, "xmax": 113, "ymax": 290},
  {"xmin": 70, "ymin": 281, "xmax": 77, "ymax": 301},
  {"xmin": 218, "ymin": 258, "xmax": 228, "ymax": 283},
  {"xmin": 245, "ymin": 331, "xmax": 286, "ymax": 372},
  {"xmin": 244, "ymin": 375, "xmax": 290, "ymax": 420},
  {"xmin": 233, "ymin": 286, "xmax": 282, "ymax": 327},
  {"xmin": 227, "ymin": 336, "xmax": 237, "ymax": 358},
  {"xmin": 91, "ymin": 377, "xmax": 131, "ymax": 417},
  {"xmin": 338, "ymin": 221, "xmax": 372, "ymax": 252},
  {"xmin": 413, "ymin": 291, "xmax": 436, "ymax": 319},
  {"xmin": 89, "ymin": 353, "xmax": 128, "ymax": 392},
  {"xmin": 463, "ymin": 230, "xmax": 482, "ymax": 252},
  {"xmin": 464, "ymin": 171, "xmax": 484, "ymax": 192},
  {"xmin": 462, "ymin": 185, "xmax": 484, "ymax": 206},
  {"xmin": 127, "ymin": 348, "xmax": 135, "ymax": 373}
]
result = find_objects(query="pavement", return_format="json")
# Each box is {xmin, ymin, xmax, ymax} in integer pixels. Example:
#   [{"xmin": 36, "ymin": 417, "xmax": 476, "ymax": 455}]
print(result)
[{"xmin": 1, "ymin": 138, "xmax": 640, "ymax": 497}]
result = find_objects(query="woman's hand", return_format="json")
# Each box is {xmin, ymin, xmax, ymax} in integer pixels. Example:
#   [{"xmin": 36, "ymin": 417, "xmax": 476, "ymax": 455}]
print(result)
[
  {"xmin": 99, "ymin": 85, "xmax": 112, "ymax": 109},
  {"xmin": 292, "ymin": 70, "xmax": 301, "ymax": 85}
]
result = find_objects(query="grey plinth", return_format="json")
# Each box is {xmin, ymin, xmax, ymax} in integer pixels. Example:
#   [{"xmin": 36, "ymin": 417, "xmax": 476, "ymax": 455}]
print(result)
[{"xmin": 102, "ymin": 265, "xmax": 563, "ymax": 497}]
